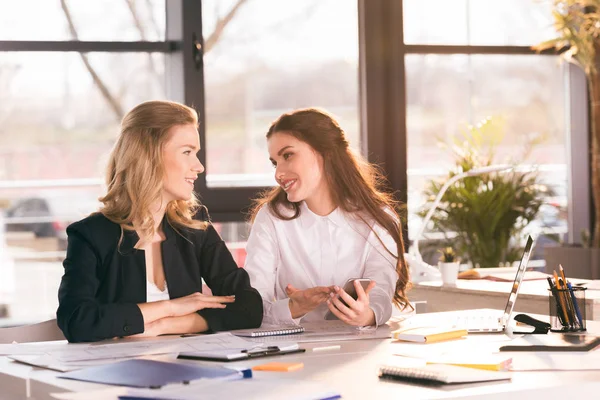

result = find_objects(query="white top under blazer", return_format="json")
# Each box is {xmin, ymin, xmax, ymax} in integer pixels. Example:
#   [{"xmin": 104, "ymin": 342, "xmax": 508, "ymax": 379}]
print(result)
[
  {"xmin": 244, "ymin": 202, "xmax": 399, "ymax": 326},
  {"xmin": 146, "ymin": 280, "xmax": 169, "ymax": 303}
]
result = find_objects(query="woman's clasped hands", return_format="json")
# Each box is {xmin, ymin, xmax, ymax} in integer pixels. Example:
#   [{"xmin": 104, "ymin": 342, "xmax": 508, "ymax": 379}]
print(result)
[{"xmin": 139, "ymin": 292, "xmax": 235, "ymax": 337}]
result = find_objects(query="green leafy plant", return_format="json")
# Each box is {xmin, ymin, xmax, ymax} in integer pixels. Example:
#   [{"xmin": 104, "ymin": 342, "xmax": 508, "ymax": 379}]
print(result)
[
  {"xmin": 535, "ymin": 0, "xmax": 600, "ymax": 248},
  {"xmin": 438, "ymin": 247, "xmax": 458, "ymax": 263},
  {"xmin": 419, "ymin": 119, "xmax": 548, "ymax": 268}
]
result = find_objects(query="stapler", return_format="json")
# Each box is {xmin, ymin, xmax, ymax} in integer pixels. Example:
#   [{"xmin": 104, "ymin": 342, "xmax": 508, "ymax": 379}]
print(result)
[{"xmin": 512, "ymin": 313, "xmax": 551, "ymax": 334}]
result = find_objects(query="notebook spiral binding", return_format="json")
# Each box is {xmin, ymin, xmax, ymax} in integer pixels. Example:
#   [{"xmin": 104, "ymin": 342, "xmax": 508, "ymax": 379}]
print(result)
[
  {"xmin": 379, "ymin": 366, "xmax": 446, "ymax": 381},
  {"xmin": 250, "ymin": 326, "xmax": 305, "ymax": 337}
]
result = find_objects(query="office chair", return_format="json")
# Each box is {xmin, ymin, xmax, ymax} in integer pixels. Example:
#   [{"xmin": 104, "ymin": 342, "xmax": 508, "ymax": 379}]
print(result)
[{"xmin": 0, "ymin": 319, "xmax": 65, "ymax": 344}]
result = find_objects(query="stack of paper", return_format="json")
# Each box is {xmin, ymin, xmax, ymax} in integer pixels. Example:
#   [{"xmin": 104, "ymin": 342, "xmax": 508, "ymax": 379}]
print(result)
[{"xmin": 3, "ymin": 333, "xmax": 272, "ymax": 372}]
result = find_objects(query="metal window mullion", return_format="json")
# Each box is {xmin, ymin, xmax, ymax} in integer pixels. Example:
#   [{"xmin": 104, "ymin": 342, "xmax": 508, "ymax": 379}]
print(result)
[
  {"xmin": 404, "ymin": 44, "xmax": 559, "ymax": 56},
  {"xmin": 0, "ymin": 40, "xmax": 176, "ymax": 52},
  {"xmin": 166, "ymin": 0, "xmax": 269, "ymax": 221}
]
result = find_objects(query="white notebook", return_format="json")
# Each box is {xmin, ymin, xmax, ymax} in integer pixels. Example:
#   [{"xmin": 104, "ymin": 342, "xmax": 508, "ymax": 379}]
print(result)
[
  {"xmin": 231, "ymin": 326, "xmax": 305, "ymax": 337},
  {"xmin": 379, "ymin": 364, "xmax": 512, "ymax": 385}
]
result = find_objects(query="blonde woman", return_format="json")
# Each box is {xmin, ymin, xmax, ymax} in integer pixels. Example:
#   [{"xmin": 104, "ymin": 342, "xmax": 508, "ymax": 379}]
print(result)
[{"xmin": 57, "ymin": 100, "xmax": 263, "ymax": 343}]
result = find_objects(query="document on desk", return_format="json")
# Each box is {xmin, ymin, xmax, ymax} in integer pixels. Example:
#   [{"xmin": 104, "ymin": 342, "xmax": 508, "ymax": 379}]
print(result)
[
  {"xmin": 244, "ymin": 321, "xmax": 390, "ymax": 344},
  {"xmin": 0, "ymin": 342, "xmax": 67, "ymax": 355},
  {"xmin": 51, "ymin": 377, "xmax": 341, "ymax": 400},
  {"xmin": 50, "ymin": 333, "xmax": 257, "ymax": 362},
  {"xmin": 9, "ymin": 353, "xmax": 179, "ymax": 373},
  {"xmin": 2, "ymin": 333, "xmax": 256, "ymax": 363}
]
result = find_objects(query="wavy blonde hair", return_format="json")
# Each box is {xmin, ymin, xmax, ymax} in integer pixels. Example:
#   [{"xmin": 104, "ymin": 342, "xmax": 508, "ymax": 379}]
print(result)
[{"xmin": 99, "ymin": 100, "xmax": 207, "ymax": 245}]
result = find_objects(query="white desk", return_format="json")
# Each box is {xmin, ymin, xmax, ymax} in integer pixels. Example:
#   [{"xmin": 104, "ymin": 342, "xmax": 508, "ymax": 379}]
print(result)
[
  {"xmin": 0, "ymin": 356, "xmax": 31, "ymax": 400},
  {"xmin": 2, "ymin": 313, "xmax": 600, "ymax": 400},
  {"xmin": 411, "ymin": 279, "xmax": 600, "ymax": 320}
]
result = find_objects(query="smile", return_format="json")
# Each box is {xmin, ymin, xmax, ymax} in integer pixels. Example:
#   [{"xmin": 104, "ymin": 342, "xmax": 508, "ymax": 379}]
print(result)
[{"xmin": 282, "ymin": 179, "xmax": 297, "ymax": 191}]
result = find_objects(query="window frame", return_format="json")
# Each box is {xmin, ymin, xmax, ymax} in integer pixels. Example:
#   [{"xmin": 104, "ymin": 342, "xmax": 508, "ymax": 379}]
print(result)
[
  {"xmin": 358, "ymin": 0, "xmax": 588, "ymax": 242},
  {"xmin": 0, "ymin": 1, "xmax": 588, "ymax": 239}
]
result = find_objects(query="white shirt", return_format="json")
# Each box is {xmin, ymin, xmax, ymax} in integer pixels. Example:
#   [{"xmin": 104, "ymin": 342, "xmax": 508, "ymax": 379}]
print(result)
[
  {"xmin": 244, "ymin": 202, "xmax": 398, "ymax": 326},
  {"xmin": 147, "ymin": 280, "xmax": 170, "ymax": 303}
]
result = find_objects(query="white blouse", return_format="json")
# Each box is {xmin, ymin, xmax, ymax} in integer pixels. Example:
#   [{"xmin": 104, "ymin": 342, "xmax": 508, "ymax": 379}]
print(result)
[
  {"xmin": 244, "ymin": 202, "xmax": 399, "ymax": 326},
  {"xmin": 146, "ymin": 280, "xmax": 170, "ymax": 303}
]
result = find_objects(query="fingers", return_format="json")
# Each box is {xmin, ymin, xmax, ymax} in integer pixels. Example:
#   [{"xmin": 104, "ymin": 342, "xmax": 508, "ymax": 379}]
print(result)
[
  {"xmin": 326, "ymin": 298, "xmax": 353, "ymax": 324},
  {"xmin": 331, "ymin": 294, "xmax": 356, "ymax": 319},
  {"xmin": 334, "ymin": 286, "xmax": 357, "ymax": 309},
  {"xmin": 356, "ymin": 280, "xmax": 377, "ymax": 301},
  {"xmin": 364, "ymin": 280, "xmax": 377, "ymax": 295},
  {"xmin": 199, "ymin": 302, "xmax": 227, "ymax": 309},
  {"xmin": 199, "ymin": 295, "xmax": 236, "ymax": 303},
  {"xmin": 286, "ymin": 284, "xmax": 299, "ymax": 296}
]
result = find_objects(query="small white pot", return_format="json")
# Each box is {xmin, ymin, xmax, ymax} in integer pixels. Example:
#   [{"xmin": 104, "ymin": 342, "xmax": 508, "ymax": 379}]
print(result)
[{"xmin": 438, "ymin": 261, "xmax": 460, "ymax": 285}]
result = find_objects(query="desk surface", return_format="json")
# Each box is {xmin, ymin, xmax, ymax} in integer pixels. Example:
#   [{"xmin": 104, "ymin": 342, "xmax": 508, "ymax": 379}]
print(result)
[
  {"xmin": 1, "ymin": 313, "xmax": 599, "ymax": 400},
  {"xmin": 411, "ymin": 279, "xmax": 600, "ymax": 320}
]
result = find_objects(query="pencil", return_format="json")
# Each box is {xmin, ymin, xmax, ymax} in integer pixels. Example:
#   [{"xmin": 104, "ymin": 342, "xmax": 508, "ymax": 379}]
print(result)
[
  {"xmin": 559, "ymin": 264, "xmax": 568, "ymax": 285},
  {"xmin": 559, "ymin": 264, "xmax": 578, "ymax": 327},
  {"xmin": 554, "ymin": 270, "xmax": 572, "ymax": 326}
]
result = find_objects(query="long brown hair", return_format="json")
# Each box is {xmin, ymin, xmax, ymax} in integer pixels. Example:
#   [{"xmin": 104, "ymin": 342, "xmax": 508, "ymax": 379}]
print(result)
[
  {"xmin": 99, "ymin": 100, "xmax": 207, "ymax": 245},
  {"xmin": 250, "ymin": 108, "xmax": 410, "ymax": 309}
]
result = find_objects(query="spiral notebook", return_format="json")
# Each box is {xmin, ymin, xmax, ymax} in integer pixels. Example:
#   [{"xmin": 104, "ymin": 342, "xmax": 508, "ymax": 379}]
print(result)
[
  {"xmin": 232, "ymin": 326, "xmax": 305, "ymax": 338},
  {"xmin": 378, "ymin": 364, "xmax": 512, "ymax": 385}
]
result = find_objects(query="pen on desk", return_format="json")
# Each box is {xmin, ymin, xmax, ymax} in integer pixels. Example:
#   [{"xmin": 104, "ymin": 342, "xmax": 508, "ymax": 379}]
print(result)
[
  {"xmin": 566, "ymin": 280, "xmax": 585, "ymax": 329},
  {"xmin": 559, "ymin": 265, "xmax": 575, "ymax": 326},
  {"xmin": 554, "ymin": 270, "xmax": 572, "ymax": 326},
  {"xmin": 547, "ymin": 276, "xmax": 566, "ymax": 327},
  {"xmin": 312, "ymin": 345, "xmax": 341, "ymax": 352},
  {"xmin": 559, "ymin": 277, "xmax": 576, "ymax": 328}
]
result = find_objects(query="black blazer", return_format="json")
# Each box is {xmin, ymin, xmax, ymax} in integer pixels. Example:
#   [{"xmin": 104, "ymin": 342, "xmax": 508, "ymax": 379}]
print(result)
[{"xmin": 56, "ymin": 210, "xmax": 263, "ymax": 343}]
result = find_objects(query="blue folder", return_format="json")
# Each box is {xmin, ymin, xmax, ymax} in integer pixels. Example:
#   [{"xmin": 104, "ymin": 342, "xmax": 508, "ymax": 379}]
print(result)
[{"xmin": 59, "ymin": 359, "xmax": 248, "ymax": 388}]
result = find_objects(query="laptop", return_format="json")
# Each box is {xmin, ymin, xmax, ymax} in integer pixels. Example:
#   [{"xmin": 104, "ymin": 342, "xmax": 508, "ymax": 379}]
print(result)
[{"xmin": 452, "ymin": 235, "xmax": 535, "ymax": 333}]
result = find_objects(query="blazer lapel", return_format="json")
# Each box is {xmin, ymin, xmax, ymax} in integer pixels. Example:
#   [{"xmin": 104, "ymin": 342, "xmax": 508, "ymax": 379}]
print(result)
[
  {"xmin": 161, "ymin": 218, "xmax": 196, "ymax": 299},
  {"xmin": 118, "ymin": 228, "xmax": 147, "ymax": 303}
]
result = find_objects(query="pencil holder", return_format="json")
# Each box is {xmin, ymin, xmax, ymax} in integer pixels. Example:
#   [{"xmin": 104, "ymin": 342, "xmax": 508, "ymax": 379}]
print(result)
[{"xmin": 548, "ymin": 287, "xmax": 586, "ymax": 332}]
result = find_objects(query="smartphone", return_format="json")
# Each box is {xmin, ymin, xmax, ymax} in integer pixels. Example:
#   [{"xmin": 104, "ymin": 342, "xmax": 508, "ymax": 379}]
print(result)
[{"xmin": 324, "ymin": 278, "xmax": 372, "ymax": 320}]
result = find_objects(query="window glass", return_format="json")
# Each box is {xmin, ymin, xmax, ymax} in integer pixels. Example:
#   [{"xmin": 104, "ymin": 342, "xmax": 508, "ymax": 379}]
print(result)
[
  {"xmin": 202, "ymin": 0, "xmax": 360, "ymax": 188},
  {"xmin": 405, "ymin": 54, "xmax": 568, "ymax": 262},
  {"xmin": 0, "ymin": 0, "xmax": 165, "ymax": 41},
  {"xmin": 403, "ymin": 0, "xmax": 555, "ymax": 46},
  {"xmin": 0, "ymin": 51, "xmax": 166, "ymax": 324}
]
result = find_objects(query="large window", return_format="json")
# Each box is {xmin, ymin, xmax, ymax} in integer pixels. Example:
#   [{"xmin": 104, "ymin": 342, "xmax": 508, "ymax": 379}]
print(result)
[
  {"xmin": 0, "ymin": 0, "xmax": 169, "ymax": 324},
  {"xmin": 400, "ymin": 0, "xmax": 570, "ymax": 264},
  {"xmin": 0, "ymin": 0, "xmax": 580, "ymax": 325},
  {"xmin": 0, "ymin": 0, "xmax": 362, "ymax": 325},
  {"xmin": 201, "ymin": 0, "xmax": 360, "ymax": 188}
]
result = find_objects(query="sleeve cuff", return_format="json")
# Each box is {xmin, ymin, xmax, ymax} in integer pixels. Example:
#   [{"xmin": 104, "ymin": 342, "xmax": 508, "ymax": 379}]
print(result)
[
  {"xmin": 369, "ymin": 289, "xmax": 392, "ymax": 326},
  {"xmin": 266, "ymin": 298, "xmax": 300, "ymax": 326},
  {"xmin": 112, "ymin": 303, "xmax": 145, "ymax": 338}
]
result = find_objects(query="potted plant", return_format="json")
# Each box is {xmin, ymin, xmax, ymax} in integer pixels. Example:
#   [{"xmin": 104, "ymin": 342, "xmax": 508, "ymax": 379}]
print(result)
[
  {"xmin": 419, "ymin": 119, "xmax": 547, "ymax": 269},
  {"xmin": 438, "ymin": 247, "xmax": 460, "ymax": 285},
  {"xmin": 536, "ymin": 0, "xmax": 600, "ymax": 278}
]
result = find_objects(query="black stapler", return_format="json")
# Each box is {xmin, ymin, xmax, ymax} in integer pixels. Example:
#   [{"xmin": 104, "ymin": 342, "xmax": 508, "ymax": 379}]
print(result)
[{"xmin": 512, "ymin": 313, "xmax": 551, "ymax": 334}]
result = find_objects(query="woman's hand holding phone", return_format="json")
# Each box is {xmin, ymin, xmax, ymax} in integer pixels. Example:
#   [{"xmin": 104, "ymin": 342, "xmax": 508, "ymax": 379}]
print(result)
[
  {"xmin": 287, "ymin": 284, "xmax": 335, "ymax": 319},
  {"xmin": 327, "ymin": 280, "xmax": 377, "ymax": 326}
]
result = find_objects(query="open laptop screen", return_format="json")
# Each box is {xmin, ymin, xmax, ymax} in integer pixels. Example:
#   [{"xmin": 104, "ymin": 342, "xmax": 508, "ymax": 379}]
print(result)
[{"xmin": 501, "ymin": 236, "xmax": 535, "ymax": 324}]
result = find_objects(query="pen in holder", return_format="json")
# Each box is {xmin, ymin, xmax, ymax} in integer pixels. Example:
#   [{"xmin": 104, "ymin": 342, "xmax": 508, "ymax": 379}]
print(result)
[{"xmin": 548, "ymin": 286, "xmax": 586, "ymax": 332}]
